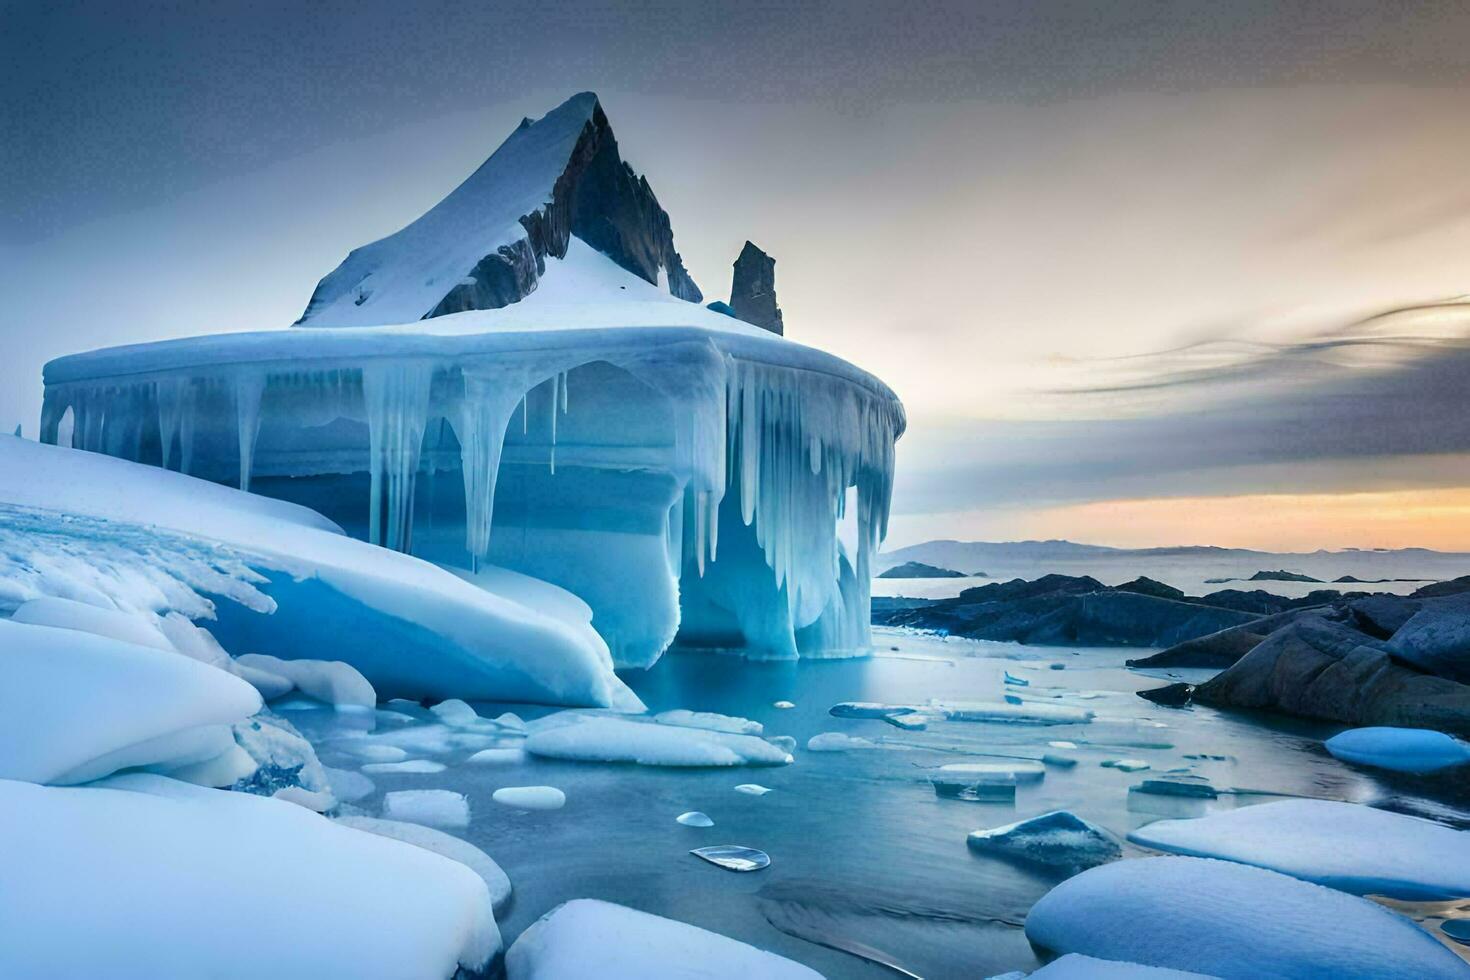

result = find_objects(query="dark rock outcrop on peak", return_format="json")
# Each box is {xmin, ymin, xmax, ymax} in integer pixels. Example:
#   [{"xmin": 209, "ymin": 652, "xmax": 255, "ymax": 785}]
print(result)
[
  {"xmin": 728, "ymin": 241, "xmax": 783, "ymax": 335},
  {"xmin": 875, "ymin": 574, "xmax": 1256, "ymax": 647},
  {"xmin": 877, "ymin": 561, "xmax": 966, "ymax": 579},
  {"xmin": 297, "ymin": 92, "xmax": 701, "ymax": 327},
  {"xmin": 1194, "ymin": 610, "xmax": 1470, "ymax": 736}
]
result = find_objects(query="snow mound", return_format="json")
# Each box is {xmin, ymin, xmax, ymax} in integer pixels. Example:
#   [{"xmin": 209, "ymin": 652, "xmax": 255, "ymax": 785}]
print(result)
[
  {"xmin": 10, "ymin": 595, "xmax": 172, "ymax": 650},
  {"xmin": 0, "ymin": 775, "xmax": 497, "ymax": 978},
  {"xmin": 335, "ymin": 814, "xmax": 511, "ymax": 911},
  {"xmin": 1025, "ymin": 855, "xmax": 1467, "ymax": 979},
  {"xmin": 525, "ymin": 716, "xmax": 792, "ymax": 767},
  {"xmin": 493, "ymin": 786, "xmax": 567, "ymax": 810},
  {"xmin": 468, "ymin": 747, "xmax": 526, "ymax": 766},
  {"xmin": 237, "ymin": 653, "xmax": 375, "ymax": 708},
  {"xmin": 968, "ymin": 811, "xmax": 1121, "ymax": 871},
  {"xmin": 505, "ymin": 899, "xmax": 822, "ymax": 979},
  {"xmin": 383, "ymin": 789, "xmax": 470, "ymax": 828},
  {"xmin": 1325, "ymin": 727, "xmax": 1470, "ymax": 773},
  {"xmin": 0, "ymin": 618, "xmax": 261, "ymax": 785},
  {"xmin": 1127, "ymin": 799, "xmax": 1470, "ymax": 900}
]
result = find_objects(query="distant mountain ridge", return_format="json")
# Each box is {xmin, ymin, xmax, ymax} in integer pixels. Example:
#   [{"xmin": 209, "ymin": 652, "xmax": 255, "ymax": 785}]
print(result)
[{"xmin": 880, "ymin": 538, "xmax": 1470, "ymax": 570}]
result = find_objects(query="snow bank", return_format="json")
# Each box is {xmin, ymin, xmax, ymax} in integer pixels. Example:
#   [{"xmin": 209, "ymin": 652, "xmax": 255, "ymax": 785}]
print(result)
[
  {"xmin": 0, "ymin": 438, "xmax": 640, "ymax": 710},
  {"xmin": 1128, "ymin": 799, "xmax": 1470, "ymax": 900},
  {"xmin": 10, "ymin": 595, "xmax": 172, "ymax": 650},
  {"xmin": 505, "ymin": 899, "xmax": 822, "ymax": 979},
  {"xmin": 335, "ymin": 814, "xmax": 511, "ymax": 911},
  {"xmin": 1025, "ymin": 856, "xmax": 1467, "ymax": 980},
  {"xmin": 525, "ymin": 715, "xmax": 792, "ymax": 767},
  {"xmin": 0, "ymin": 775, "xmax": 497, "ymax": 978},
  {"xmin": 237, "ymin": 653, "xmax": 375, "ymax": 708},
  {"xmin": 1324, "ymin": 726, "xmax": 1470, "ymax": 773},
  {"xmin": 0, "ymin": 619, "xmax": 261, "ymax": 785}
]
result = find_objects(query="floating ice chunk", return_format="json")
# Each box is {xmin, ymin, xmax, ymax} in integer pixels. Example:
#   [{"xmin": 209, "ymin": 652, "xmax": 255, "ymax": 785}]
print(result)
[
  {"xmin": 1042, "ymin": 753, "xmax": 1078, "ymax": 769},
  {"xmin": 677, "ymin": 811, "xmax": 715, "ymax": 827},
  {"xmin": 324, "ymin": 766, "xmax": 376, "ymax": 802},
  {"xmin": 1127, "ymin": 799, "xmax": 1470, "ymax": 901},
  {"xmin": 940, "ymin": 761, "xmax": 1046, "ymax": 784},
  {"xmin": 655, "ymin": 709, "xmax": 763, "ymax": 736},
  {"xmin": 334, "ymin": 741, "xmax": 409, "ymax": 763},
  {"xmin": 335, "ymin": 815, "xmax": 512, "ymax": 912},
  {"xmin": 1129, "ymin": 776, "xmax": 1217, "ymax": 799},
  {"xmin": 968, "ymin": 810, "xmax": 1121, "ymax": 872},
  {"xmin": 468, "ymin": 748, "xmax": 526, "ymax": 766},
  {"xmin": 11, "ymin": 596, "xmax": 172, "ymax": 651},
  {"xmin": 0, "ymin": 775, "xmax": 498, "ymax": 978},
  {"xmin": 429, "ymin": 699, "xmax": 483, "ymax": 728},
  {"xmin": 1004, "ymin": 671, "xmax": 1030, "ymax": 687},
  {"xmin": 734, "ymin": 783, "xmax": 772, "ymax": 795},
  {"xmin": 932, "ymin": 772, "xmax": 1017, "ymax": 803},
  {"xmin": 1050, "ymin": 741, "xmax": 1079, "ymax": 749},
  {"xmin": 691, "ymin": 845, "xmax": 771, "ymax": 872},
  {"xmin": 766, "ymin": 735, "xmax": 797, "ymax": 753},
  {"xmin": 773, "ymin": 700, "xmax": 795, "ymax": 709},
  {"xmin": 0, "ymin": 619, "xmax": 261, "ymax": 785},
  {"xmin": 493, "ymin": 786, "xmax": 566, "ymax": 811},
  {"xmin": 934, "ymin": 701, "xmax": 1094, "ymax": 725},
  {"xmin": 1101, "ymin": 759, "xmax": 1150, "ymax": 772},
  {"xmin": 363, "ymin": 760, "xmax": 447, "ymax": 774},
  {"xmin": 525, "ymin": 716, "xmax": 791, "ymax": 767},
  {"xmin": 1025, "ymin": 856, "xmax": 1468, "ymax": 980},
  {"xmin": 829, "ymin": 701, "xmax": 919, "ymax": 719},
  {"xmin": 1324, "ymin": 727, "xmax": 1470, "ymax": 774},
  {"xmin": 1004, "ymin": 694, "xmax": 1024, "ymax": 705},
  {"xmin": 884, "ymin": 713, "xmax": 928, "ymax": 730},
  {"xmin": 383, "ymin": 789, "xmax": 470, "ymax": 828},
  {"xmin": 1020, "ymin": 954, "xmax": 1216, "ymax": 978},
  {"xmin": 236, "ymin": 653, "xmax": 376, "ymax": 708},
  {"xmin": 504, "ymin": 899, "xmax": 820, "ymax": 979},
  {"xmin": 806, "ymin": 732, "xmax": 880, "ymax": 752}
]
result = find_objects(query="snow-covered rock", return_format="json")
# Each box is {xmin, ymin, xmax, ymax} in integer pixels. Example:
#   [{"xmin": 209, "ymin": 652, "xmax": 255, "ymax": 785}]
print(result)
[
  {"xmin": 383, "ymin": 789, "xmax": 470, "ymax": 828},
  {"xmin": 335, "ymin": 814, "xmax": 511, "ymax": 911},
  {"xmin": 0, "ymin": 775, "xmax": 497, "ymax": 978},
  {"xmin": 505, "ymin": 899, "xmax": 822, "ymax": 979},
  {"xmin": 0, "ymin": 618, "xmax": 261, "ymax": 785},
  {"xmin": 525, "ymin": 715, "xmax": 792, "ymax": 767},
  {"xmin": 229, "ymin": 712, "xmax": 335, "ymax": 807},
  {"xmin": 968, "ymin": 811, "xmax": 1120, "ymax": 872},
  {"xmin": 1127, "ymin": 799, "xmax": 1470, "ymax": 901},
  {"xmin": 1025, "ymin": 856, "xmax": 1468, "ymax": 979},
  {"xmin": 1324, "ymin": 726, "xmax": 1470, "ymax": 773},
  {"xmin": 237, "ymin": 653, "xmax": 375, "ymax": 708}
]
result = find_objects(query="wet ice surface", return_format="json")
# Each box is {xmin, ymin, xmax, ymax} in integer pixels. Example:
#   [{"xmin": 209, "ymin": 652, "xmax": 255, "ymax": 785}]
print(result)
[{"xmin": 279, "ymin": 628, "xmax": 1470, "ymax": 979}]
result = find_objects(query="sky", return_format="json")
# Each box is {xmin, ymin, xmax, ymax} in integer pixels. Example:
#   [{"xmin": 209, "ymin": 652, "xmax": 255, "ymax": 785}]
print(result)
[{"xmin": 8, "ymin": 1, "xmax": 1470, "ymax": 551}]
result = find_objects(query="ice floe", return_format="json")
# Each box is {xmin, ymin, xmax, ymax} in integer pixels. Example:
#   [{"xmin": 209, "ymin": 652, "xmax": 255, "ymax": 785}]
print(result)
[
  {"xmin": 493, "ymin": 786, "xmax": 567, "ymax": 811},
  {"xmin": 468, "ymin": 747, "xmax": 527, "ymax": 766},
  {"xmin": 691, "ymin": 844, "xmax": 771, "ymax": 872},
  {"xmin": 677, "ymin": 811, "xmax": 715, "ymax": 827},
  {"xmin": 525, "ymin": 715, "xmax": 791, "ymax": 767},
  {"xmin": 1025, "ymin": 855, "xmax": 1468, "ymax": 979},
  {"xmin": 1128, "ymin": 799, "xmax": 1470, "ymax": 901},
  {"xmin": 383, "ymin": 789, "xmax": 470, "ymax": 828},
  {"xmin": 505, "ymin": 899, "xmax": 820, "ymax": 979},
  {"xmin": 806, "ymin": 732, "xmax": 882, "ymax": 751},
  {"xmin": 1324, "ymin": 727, "xmax": 1470, "ymax": 774},
  {"xmin": 362, "ymin": 760, "xmax": 447, "ymax": 774},
  {"xmin": 734, "ymin": 783, "xmax": 773, "ymax": 795},
  {"xmin": 655, "ymin": 709, "xmax": 763, "ymax": 735}
]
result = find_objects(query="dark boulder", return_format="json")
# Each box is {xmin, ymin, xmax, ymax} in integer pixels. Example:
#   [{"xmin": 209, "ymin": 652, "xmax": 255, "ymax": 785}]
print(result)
[
  {"xmin": 1127, "ymin": 606, "xmax": 1320, "ymax": 669},
  {"xmin": 1137, "ymin": 682, "xmax": 1195, "ymax": 708},
  {"xmin": 728, "ymin": 241, "xmax": 784, "ymax": 335},
  {"xmin": 1386, "ymin": 593, "xmax": 1470, "ymax": 684}
]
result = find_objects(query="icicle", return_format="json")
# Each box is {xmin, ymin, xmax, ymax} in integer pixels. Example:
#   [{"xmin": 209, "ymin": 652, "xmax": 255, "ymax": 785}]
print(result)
[
  {"xmin": 362, "ymin": 360, "xmax": 434, "ymax": 552},
  {"xmin": 156, "ymin": 377, "xmax": 190, "ymax": 471},
  {"xmin": 452, "ymin": 368, "xmax": 529, "ymax": 560},
  {"xmin": 548, "ymin": 374, "xmax": 559, "ymax": 474},
  {"xmin": 235, "ymin": 374, "xmax": 265, "ymax": 492}
]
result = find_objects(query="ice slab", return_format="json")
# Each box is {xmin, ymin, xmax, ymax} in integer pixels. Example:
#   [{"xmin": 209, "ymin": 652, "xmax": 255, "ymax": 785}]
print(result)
[
  {"xmin": 940, "ymin": 761, "xmax": 1046, "ymax": 784},
  {"xmin": 968, "ymin": 810, "xmax": 1121, "ymax": 872},
  {"xmin": 934, "ymin": 701, "xmax": 1094, "ymax": 725},
  {"xmin": 504, "ymin": 898, "xmax": 821, "ymax": 979},
  {"xmin": 1102, "ymin": 759, "xmax": 1150, "ymax": 772},
  {"xmin": 493, "ymin": 786, "xmax": 566, "ymax": 811},
  {"xmin": 1130, "ymin": 776, "xmax": 1218, "ymax": 799},
  {"xmin": 0, "ymin": 775, "xmax": 496, "ymax": 978},
  {"xmin": 677, "ymin": 811, "xmax": 715, "ymax": 827},
  {"xmin": 324, "ymin": 766, "xmax": 376, "ymax": 802},
  {"xmin": 1324, "ymin": 727, "xmax": 1470, "ymax": 774},
  {"xmin": 525, "ymin": 716, "xmax": 791, "ymax": 767},
  {"xmin": 691, "ymin": 845, "xmax": 771, "ymax": 872},
  {"xmin": 362, "ymin": 760, "xmax": 447, "ymax": 774},
  {"xmin": 806, "ymin": 732, "xmax": 881, "ymax": 752},
  {"xmin": 734, "ymin": 783, "xmax": 772, "ymax": 795},
  {"xmin": 1025, "ymin": 855, "xmax": 1468, "ymax": 979},
  {"xmin": 336, "ymin": 814, "xmax": 511, "ymax": 911},
  {"xmin": 773, "ymin": 700, "xmax": 795, "ymax": 709},
  {"xmin": 0, "ymin": 619, "xmax": 261, "ymax": 785},
  {"xmin": 1128, "ymin": 799, "xmax": 1470, "ymax": 901},
  {"xmin": 655, "ymin": 709, "xmax": 763, "ymax": 736},
  {"xmin": 383, "ymin": 789, "xmax": 470, "ymax": 828}
]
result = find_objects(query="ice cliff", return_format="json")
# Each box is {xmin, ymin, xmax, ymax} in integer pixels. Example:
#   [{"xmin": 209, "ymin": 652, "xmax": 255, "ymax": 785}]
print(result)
[{"xmin": 40, "ymin": 92, "xmax": 904, "ymax": 668}]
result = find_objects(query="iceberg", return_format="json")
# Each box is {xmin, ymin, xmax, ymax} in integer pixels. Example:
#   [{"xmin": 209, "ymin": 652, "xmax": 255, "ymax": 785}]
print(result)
[
  {"xmin": 504, "ymin": 899, "xmax": 820, "ymax": 979},
  {"xmin": 524, "ymin": 715, "xmax": 792, "ymax": 767},
  {"xmin": 1324, "ymin": 726, "xmax": 1470, "ymax": 773},
  {"xmin": 1025, "ymin": 855, "xmax": 1468, "ymax": 980},
  {"xmin": 0, "ymin": 775, "xmax": 497, "ymax": 979},
  {"xmin": 38, "ymin": 92, "xmax": 904, "ymax": 669},
  {"xmin": 1127, "ymin": 799, "xmax": 1470, "ymax": 901},
  {"xmin": 968, "ymin": 811, "xmax": 1122, "ymax": 872}
]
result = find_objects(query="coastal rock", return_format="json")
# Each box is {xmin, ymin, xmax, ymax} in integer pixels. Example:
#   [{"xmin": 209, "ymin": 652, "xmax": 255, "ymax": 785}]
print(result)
[
  {"xmin": 729, "ymin": 241, "xmax": 783, "ymax": 335},
  {"xmin": 1385, "ymin": 593, "xmax": 1470, "ymax": 683},
  {"xmin": 1127, "ymin": 607, "xmax": 1320, "ymax": 669},
  {"xmin": 1137, "ymin": 682, "xmax": 1194, "ymax": 708},
  {"xmin": 1194, "ymin": 612, "xmax": 1470, "ymax": 735},
  {"xmin": 1115, "ymin": 577, "xmax": 1185, "ymax": 601},
  {"xmin": 877, "ymin": 560, "xmax": 966, "ymax": 579}
]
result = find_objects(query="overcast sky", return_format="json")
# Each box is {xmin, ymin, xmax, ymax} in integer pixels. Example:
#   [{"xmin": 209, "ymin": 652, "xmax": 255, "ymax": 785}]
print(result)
[{"xmin": 8, "ymin": 1, "xmax": 1470, "ymax": 549}]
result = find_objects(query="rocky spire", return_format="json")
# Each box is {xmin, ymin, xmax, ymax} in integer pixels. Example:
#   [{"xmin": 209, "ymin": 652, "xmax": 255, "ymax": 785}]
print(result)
[{"xmin": 728, "ymin": 241, "xmax": 783, "ymax": 336}]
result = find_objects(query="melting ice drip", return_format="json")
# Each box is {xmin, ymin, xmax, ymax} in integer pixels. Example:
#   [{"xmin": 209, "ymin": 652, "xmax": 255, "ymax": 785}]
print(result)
[{"xmin": 40, "ymin": 339, "xmax": 902, "ymax": 666}]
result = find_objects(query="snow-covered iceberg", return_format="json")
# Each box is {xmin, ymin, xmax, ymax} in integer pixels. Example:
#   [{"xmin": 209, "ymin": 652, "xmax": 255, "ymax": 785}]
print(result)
[
  {"xmin": 39, "ymin": 92, "xmax": 904, "ymax": 667},
  {"xmin": 0, "ymin": 435, "xmax": 637, "ymax": 708},
  {"xmin": 0, "ymin": 775, "xmax": 498, "ymax": 979}
]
